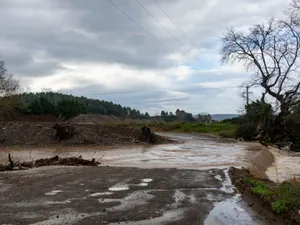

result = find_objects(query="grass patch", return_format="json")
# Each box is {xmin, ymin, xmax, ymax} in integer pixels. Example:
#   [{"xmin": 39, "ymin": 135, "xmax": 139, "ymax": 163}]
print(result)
[
  {"xmin": 118, "ymin": 122, "xmax": 237, "ymax": 138},
  {"xmin": 244, "ymin": 176, "xmax": 300, "ymax": 217},
  {"xmin": 272, "ymin": 199, "xmax": 288, "ymax": 214},
  {"xmin": 244, "ymin": 177, "xmax": 274, "ymax": 200}
]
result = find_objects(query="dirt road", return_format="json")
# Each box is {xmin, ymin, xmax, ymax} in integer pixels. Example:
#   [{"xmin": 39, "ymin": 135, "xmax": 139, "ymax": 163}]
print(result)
[{"xmin": 0, "ymin": 133, "xmax": 276, "ymax": 225}]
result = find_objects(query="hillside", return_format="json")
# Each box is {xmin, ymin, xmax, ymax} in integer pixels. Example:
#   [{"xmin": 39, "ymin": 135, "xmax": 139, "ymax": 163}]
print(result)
[{"xmin": 15, "ymin": 92, "xmax": 150, "ymax": 120}]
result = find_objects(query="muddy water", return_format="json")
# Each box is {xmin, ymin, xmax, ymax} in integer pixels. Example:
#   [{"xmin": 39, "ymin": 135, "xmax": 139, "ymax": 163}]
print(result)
[
  {"xmin": 100, "ymin": 133, "xmax": 266, "ymax": 170},
  {"xmin": 266, "ymin": 147, "xmax": 300, "ymax": 182},
  {"xmin": 0, "ymin": 133, "xmax": 264, "ymax": 170}
]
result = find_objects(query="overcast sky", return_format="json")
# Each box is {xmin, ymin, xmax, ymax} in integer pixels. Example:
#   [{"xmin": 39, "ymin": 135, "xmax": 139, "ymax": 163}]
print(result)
[{"xmin": 0, "ymin": 0, "xmax": 288, "ymax": 115}]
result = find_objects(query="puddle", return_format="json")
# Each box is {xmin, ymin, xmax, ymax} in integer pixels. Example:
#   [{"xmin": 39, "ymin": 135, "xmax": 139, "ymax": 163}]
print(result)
[
  {"xmin": 214, "ymin": 175, "xmax": 222, "ymax": 181},
  {"xmin": 90, "ymin": 192, "xmax": 113, "ymax": 197},
  {"xmin": 45, "ymin": 190, "xmax": 63, "ymax": 196},
  {"xmin": 99, "ymin": 190, "xmax": 155, "ymax": 211},
  {"xmin": 220, "ymin": 169, "xmax": 235, "ymax": 194},
  {"xmin": 108, "ymin": 184, "xmax": 129, "ymax": 191},
  {"xmin": 108, "ymin": 208, "xmax": 185, "ymax": 225},
  {"xmin": 204, "ymin": 194, "xmax": 265, "ymax": 225},
  {"xmin": 141, "ymin": 178, "xmax": 153, "ymax": 183},
  {"xmin": 136, "ymin": 183, "xmax": 148, "ymax": 187}
]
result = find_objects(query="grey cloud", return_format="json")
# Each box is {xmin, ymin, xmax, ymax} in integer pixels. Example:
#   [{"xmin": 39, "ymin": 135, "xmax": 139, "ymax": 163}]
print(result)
[
  {"xmin": 0, "ymin": 0, "xmax": 286, "ymax": 77},
  {"xmin": 0, "ymin": 0, "xmax": 288, "ymax": 113}
]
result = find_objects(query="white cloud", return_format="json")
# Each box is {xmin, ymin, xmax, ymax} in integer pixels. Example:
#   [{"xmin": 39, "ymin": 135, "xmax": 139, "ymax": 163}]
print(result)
[{"xmin": 0, "ymin": 0, "xmax": 292, "ymax": 114}]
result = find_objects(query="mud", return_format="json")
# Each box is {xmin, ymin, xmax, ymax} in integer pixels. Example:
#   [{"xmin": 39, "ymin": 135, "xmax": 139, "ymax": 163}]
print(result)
[{"xmin": 0, "ymin": 166, "xmax": 270, "ymax": 225}]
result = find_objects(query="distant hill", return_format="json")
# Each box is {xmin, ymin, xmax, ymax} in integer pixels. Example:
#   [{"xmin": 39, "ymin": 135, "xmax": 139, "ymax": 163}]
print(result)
[
  {"xmin": 211, "ymin": 114, "xmax": 239, "ymax": 121},
  {"xmin": 15, "ymin": 92, "xmax": 151, "ymax": 120}
]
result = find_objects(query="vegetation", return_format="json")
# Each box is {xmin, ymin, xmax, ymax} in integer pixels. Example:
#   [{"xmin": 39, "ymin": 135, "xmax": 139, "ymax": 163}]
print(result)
[
  {"xmin": 0, "ymin": 59, "xmax": 19, "ymax": 120},
  {"xmin": 220, "ymin": 1, "xmax": 300, "ymax": 150},
  {"xmin": 120, "ymin": 121, "xmax": 237, "ymax": 138},
  {"xmin": 13, "ymin": 92, "xmax": 152, "ymax": 120},
  {"xmin": 244, "ymin": 176, "xmax": 300, "ymax": 218}
]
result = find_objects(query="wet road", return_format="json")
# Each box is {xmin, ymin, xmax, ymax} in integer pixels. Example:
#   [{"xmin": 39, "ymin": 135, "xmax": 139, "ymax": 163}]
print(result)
[{"xmin": 0, "ymin": 133, "xmax": 274, "ymax": 225}]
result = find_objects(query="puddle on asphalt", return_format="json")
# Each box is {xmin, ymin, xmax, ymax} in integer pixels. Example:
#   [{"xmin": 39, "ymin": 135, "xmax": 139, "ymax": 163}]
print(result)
[
  {"xmin": 44, "ymin": 200, "xmax": 71, "ymax": 205},
  {"xmin": 108, "ymin": 184, "xmax": 129, "ymax": 191},
  {"xmin": 141, "ymin": 178, "xmax": 153, "ymax": 183},
  {"xmin": 90, "ymin": 192, "xmax": 113, "ymax": 197},
  {"xmin": 136, "ymin": 182, "xmax": 148, "ymax": 187},
  {"xmin": 45, "ymin": 190, "xmax": 63, "ymax": 196},
  {"xmin": 214, "ymin": 175, "xmax": 222, "ymax": 181},
  {"xmin": 107, "ymin": 208, "xmax": 185, "ymax": 225},
  {"xmin": 204, "ymin": 194, "xmax": 266, "ymax": 225},
  {"xmin": 99, "ymin": 190, "xmax": 155, "ymax": 211},
  {"xmin": 220, "ymin": 169, "xmax": 235, "ymax": 194}
]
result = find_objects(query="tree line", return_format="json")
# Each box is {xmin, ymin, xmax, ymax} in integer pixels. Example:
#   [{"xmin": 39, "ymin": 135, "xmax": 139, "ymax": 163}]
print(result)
[
  {"xmin": 158, "ymin": 109, "xmax": 212, "ymax": 123},
  {"xmin": 15, "ymin": 92, "xmax": 151, "ymax": 120}
]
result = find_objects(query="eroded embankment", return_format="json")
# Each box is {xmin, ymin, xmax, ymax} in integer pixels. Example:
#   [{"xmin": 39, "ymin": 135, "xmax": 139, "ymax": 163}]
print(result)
[{"xmin": 229, "ymin": 167, "xmax": 300, "ymax": 225}]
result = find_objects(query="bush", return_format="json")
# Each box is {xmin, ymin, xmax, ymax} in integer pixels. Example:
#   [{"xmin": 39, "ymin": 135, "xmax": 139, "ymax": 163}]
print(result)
[{"xmin": 272, "ymin": 199, "xmax": 288, "ymax": 214}]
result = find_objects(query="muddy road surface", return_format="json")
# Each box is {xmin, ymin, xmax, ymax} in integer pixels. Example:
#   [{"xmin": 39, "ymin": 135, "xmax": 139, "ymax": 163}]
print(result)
[{"xmin": 0, "ymin": 133, "xmax": 276, "ymax": 225}]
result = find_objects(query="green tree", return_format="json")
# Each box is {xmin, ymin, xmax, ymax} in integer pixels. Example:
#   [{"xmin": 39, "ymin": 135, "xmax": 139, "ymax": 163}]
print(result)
[
  {"xmin": 57, "ymin": 99, "xmax": 84, "ymax": 120},
  {"xmin": 27, "ymin": 96, "xmax": 56, "ymax": 115}
]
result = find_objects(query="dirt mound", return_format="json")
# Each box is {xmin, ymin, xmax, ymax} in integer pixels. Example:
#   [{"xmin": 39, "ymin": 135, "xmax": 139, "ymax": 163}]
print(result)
[{"xmin": 0, "ymin": 122, "xmax": 170, "ymax": 147}]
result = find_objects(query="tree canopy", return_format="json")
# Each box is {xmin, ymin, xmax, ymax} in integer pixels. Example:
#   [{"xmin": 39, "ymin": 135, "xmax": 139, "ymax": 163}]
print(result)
[{"xmin": 16, "ymin": 92, "xmax": 151, "ymax": 120}]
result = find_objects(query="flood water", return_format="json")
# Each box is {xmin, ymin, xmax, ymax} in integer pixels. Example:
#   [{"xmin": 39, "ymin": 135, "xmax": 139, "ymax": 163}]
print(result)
[{"xmin": 0, "ymin": 132, "xmax": 265, "ymax": 171}]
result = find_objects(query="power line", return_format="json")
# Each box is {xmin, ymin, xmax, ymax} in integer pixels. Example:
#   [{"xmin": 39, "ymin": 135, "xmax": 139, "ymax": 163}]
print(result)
[
  {"xmin": 152, "ymin": 0, "xmax": 200, "ymax": 50},
  {"xmin": 134, "ymin": 0, "xmax": 183, "ymax": 48},
  {"xmin": 107, "ymin": 0, "xmax": 173, "ymax": 54}
]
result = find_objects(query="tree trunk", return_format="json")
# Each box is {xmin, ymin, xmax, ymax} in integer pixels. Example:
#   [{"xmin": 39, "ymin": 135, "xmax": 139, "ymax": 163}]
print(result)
[{"xmin": 272, "ymin": 104, "xmax": 290, "ymax": 142}]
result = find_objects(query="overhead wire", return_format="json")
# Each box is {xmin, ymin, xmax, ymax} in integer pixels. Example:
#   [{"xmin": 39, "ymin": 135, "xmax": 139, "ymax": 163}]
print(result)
[
  {"xmin": 134, "ymin": 0, "xmax": 183, "ymax": 47},
  {"xmin": 134, "ymin": 0, "xmax": 205, "ymax": 64},
  {"xmin": 152, "ymin": 0, "xmax": 200, "ymax": 50},
  {"xmin": 106, "ymin": 0, "xmax": 173, "ymax": 54},
  {"xmin": 107, "ymin": 0, "xmax": 205, "ymax": 66}
]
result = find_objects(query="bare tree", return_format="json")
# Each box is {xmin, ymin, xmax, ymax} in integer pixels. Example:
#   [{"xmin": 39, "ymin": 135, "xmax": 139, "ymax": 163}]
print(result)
[
  {"xmin": 0, "ymin": 59, "xmax": 19, "ymax": 120},
  {"xmin": 220, "ymin": 11, "xmax": 300, "ymax": 139},
  {"xmin": 292, "ymin": 0, "xmax": 300, "ymax": 11}
]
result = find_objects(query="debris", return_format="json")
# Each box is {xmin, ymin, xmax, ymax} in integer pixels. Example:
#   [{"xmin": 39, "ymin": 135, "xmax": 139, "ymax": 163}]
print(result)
[
  {"xmin": 53, "ymin": 123, "xmax": 75, "ymax": 140},
  {"xmin": 0, "ymin": 155, "xmax": 100, "ymax": 172},
  {"xmin": 140, "ymin": 127, "xmax": 158, "ymax": 144}
]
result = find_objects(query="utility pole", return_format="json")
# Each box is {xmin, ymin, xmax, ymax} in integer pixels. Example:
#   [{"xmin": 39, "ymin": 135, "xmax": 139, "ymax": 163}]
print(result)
[
  {"xmin": 246, "ymin": 86, "xmax": 249, "ymax": 106},
  {"xmin": 242, "ymin": 86, "xmax": 252, "ymax": 107}
]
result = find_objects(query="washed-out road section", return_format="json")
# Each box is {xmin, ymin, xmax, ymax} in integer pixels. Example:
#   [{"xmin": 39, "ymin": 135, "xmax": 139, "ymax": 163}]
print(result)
[{"xmin": 0, "ymin": 133, "xmax": 275, "ymax": 225}]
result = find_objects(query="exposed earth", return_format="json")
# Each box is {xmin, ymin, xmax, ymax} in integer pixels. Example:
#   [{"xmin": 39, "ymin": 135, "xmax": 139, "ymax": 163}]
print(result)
[
  {"xmin": 0, "ymin": 132, "xmax": 298, "ymax": 224},
  {"xmin": 0, "ymin": 122, "xmax": 170, "ymax": 146}
]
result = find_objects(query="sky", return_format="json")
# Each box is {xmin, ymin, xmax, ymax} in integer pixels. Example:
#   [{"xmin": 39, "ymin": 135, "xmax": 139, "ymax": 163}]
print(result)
[{"xmin": 0, "ymin": 0, "xmax": 288, "ymax": 115}]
